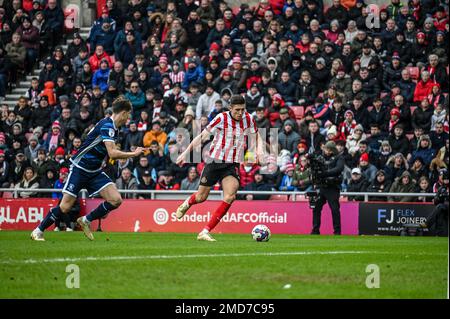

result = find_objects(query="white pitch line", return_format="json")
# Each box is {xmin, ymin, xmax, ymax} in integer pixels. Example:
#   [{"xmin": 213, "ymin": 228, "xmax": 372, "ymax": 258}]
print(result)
[{"xmin": 0, "ymin": 251, "xmax": 368, "ymax": 265}]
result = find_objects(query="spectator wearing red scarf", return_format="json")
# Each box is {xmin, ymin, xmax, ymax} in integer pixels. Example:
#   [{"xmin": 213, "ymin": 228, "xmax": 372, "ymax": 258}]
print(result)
[
  {"xmin": 338, "ymin": 110, "xmax": 357, "ymax": 140},
  {"xmin": 389, "ymin": 108, "xmax": 401, "ymax": 133}
]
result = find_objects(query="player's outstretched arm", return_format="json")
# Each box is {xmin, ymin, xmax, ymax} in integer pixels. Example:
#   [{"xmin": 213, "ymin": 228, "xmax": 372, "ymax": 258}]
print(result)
[
  {"xmin": 176, "ymin": 129, "xmax": 210, "ymax": 165},
  {"xmin": 105, "ymin": 141, "xmax": 147, "ymax": 160}
]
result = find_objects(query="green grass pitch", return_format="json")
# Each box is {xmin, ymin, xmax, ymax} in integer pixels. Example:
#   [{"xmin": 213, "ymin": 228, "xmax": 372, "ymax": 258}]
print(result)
[{"xmin": 0, "ymin": 231, "xmax": 447, "ymax": 299}]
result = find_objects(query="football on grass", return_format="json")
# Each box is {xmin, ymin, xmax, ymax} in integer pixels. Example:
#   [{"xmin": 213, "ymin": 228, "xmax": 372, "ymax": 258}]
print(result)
[{"xmin": 251, "ymin": 225, "xmax": 271, "ymax": 242}]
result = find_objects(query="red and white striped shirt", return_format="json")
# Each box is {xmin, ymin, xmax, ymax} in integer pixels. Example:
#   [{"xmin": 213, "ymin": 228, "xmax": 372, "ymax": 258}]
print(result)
[{"xmin": 206, "ymin": 111, "xmax": 258, "ymax": 163}]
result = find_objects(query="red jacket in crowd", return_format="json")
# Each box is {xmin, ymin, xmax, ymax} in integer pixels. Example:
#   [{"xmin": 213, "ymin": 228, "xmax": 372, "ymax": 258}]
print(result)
[
  {"xmin": 239, "ymin": 164, "xmax": 260, "ymax": 188},
  {"xmin": 413, "ymin": 79, "xmax": 435, "ymax": 103}
]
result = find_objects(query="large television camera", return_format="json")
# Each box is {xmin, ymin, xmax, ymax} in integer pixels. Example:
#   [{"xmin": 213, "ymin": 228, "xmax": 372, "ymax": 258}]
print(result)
[
  {"xmin": 308, "ymin": 153, "xmax": 327, "ymax": 186},
  {"xmin": 305, "ymin": 153, "xmax": 342, "ymax": 209},
  {"xmin": 305, "ymin": 153, "xmax": 327, "ymax": 209},
  {"xmin": 434, "ymin": 186, "xmax": 449, "ymax": 205}
]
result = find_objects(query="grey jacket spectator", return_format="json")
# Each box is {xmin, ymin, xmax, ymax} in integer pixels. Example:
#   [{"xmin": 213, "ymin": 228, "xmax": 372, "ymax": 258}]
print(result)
[
  {"xmin": 115, "ymin": 168, "xmax": 138, "ymax": 199},
  {"xmin": 278, "ymin": 120, "xmax": 301, "ymax": 153},
  {"xmin": 180, "ymin": 167, "xmax": 200, "ymax": 190}
]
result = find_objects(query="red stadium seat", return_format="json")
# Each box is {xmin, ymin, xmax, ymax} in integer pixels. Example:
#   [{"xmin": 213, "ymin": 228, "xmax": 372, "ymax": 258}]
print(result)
[
  {"xmin": 408, "ymin": 67, "xmax": 420, "ymax": 80},
  {"xmin": 410, "ymin": 106, "xmax": 417, "ymax": 114},
  {"xmin": 232, "ymin": 7, "xmax": 241, "ymax": 16},
  {"xmin": 406, "ymin": 134, "xmax": 414, "ymax": 140},
  {"xmin": 290, "ymin": 106, "xmax": 304, "ymax": 119},
  {"xmin": 290, "ymin": 194, "xmax": 308, "ymax": 201},
  {"xmin": 2, "ymin": 191, "xmax": 13, "ymax": 198},
  {"xmin": 63, "ymin": 5, "xmax": 79, "ymax": 34},
  {"xmin": 269, "ymin": 195, "xmax": 289, "ymax": 201}
]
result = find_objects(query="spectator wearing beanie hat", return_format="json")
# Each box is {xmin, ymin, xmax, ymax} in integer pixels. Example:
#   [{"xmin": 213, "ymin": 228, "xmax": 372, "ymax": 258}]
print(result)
[
  {"xmin": 278, "ymin": 163, "xmax": 297, "ymax": 191},
  {"xmin": 338, "ymin": 110, "xmax": 357, "ymax": 140},
  {"xmin": 389, "ymin": 108, "xmax": 401, "ymax": 132},
  {"xmin": 239, "ymin": 152, "xmax": 261, "ymax": 189},
  {"xmin": 382, "ymin": 53, "xmax": 403, "ymax": 92},
  {"xmin": 388, "ymin": 170, "xmax": 417, "ymax": 202},
  {"xmin": 24, "ymin": 135, "xmax": 43, "ymax": 162},
  {"xmin": 44, "ymin": 121, "xmax": 63, "ymax": 153},
  {"xmin": 411, "ymin": 32, "xmax": 428, "ymax": 66},
  {"xmin": 279, "ymin": 119, "xmax": 301, "ymax": 153},
  {"xmin": 346, "ymin": 124, "xmax": 367, "ymax": 156},
  {"xmin": 359, "ymin": 152, "xmax": 378, "ymax": 183},
  {"xmin": 265, "ymin": 94, "xmax": 295, "ymax": 127},
  {"xmin": 411, "ymin": 134, "xmax": 435, "ymax": 167},
  {"xmin": 230, "ymin": 54, "xmax": 247, "ymax": 91}
]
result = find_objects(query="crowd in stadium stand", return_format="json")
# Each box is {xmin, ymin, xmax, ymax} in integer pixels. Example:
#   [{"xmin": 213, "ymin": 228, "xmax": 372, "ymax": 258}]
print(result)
[{"xmin": 0, "ymin": 0, "xmax": 448, "ymax": 201}]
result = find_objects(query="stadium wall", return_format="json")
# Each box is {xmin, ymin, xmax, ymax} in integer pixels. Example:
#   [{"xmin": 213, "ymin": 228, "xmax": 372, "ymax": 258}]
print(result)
[{"xmin": 0, "ymin": 199, "xmax": 434, "ymax": 236}]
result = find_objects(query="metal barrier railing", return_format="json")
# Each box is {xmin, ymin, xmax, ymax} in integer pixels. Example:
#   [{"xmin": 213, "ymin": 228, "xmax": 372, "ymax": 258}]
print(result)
[{"xmin": 0, "ymin": 188, "xmax": 436, "ymax": 202}]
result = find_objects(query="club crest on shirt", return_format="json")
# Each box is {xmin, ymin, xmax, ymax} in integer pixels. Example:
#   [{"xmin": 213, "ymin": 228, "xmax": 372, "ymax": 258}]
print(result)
[
  {"xmin": 201, "ymin": 176, "xmax": 207, "ymax": 184},
  {"xmin": 108, "ymin": 128, "xmax": 115, "ymax": 138}
]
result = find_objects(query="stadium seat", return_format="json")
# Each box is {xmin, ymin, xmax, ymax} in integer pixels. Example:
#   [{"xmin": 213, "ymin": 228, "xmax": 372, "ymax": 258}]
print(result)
[
  {"xmin": 380, "ymin": 92, "xmax": 388, "ymax": 99},
  {"xmin": 63, "ymin": 5, "xmax": 79, "ymax": 34},
  {"xmin": 410, "ymin": 106, "xmax": 417, "ymax": 114},
  {"xmin": 290, "ymin": 194, "xmax": 308, "ymax": 201},
  {"xmin": 290, "ymin": 106, "xmax": 304, "ymax": 119},
  {"xmin": 269, "ymin": 195, "xmax": 289, "ymax": 201},
  {"xmin": 408, "ymin": 67, "xmax": 420, "ymax": 80},
  {"xmin": 406, "ymin": 134, "xmax": 414, "ymax": 140},
  {"xmin": 2, "ymin": 191, "xmax": 13, "ymax": 198}
]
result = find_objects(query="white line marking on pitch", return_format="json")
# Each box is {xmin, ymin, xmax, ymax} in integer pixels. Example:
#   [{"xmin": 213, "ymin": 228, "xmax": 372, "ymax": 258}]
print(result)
[
  {"xmin": 0, "ymin": 251, "xmax": 446, "ymax": 265},
  {"xmin": 0, "ymin": 251, "xmax": 367, "ymax": 265}
]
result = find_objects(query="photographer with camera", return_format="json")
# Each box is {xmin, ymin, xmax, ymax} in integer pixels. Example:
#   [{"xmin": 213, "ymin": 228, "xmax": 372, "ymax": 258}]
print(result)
[
  {"xmin": 308, "ymin": 141, "xmax": 344, "ymax": 235},
  {"xmin": 421, "ymin": 169, "xmax": 449, "ymax": 237}
]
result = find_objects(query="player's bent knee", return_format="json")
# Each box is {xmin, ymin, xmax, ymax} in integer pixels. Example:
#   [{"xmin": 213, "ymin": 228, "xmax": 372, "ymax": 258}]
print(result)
[
  {"xmin": 197, "ymin": 194, "xmax": 208, "ymax": 203},
  {"xmin": 59, "ymin": 204, "xmax": 71, "ymax": 214},
  {"xmin": 224, "ymin": 194, "xmax": 236, "ymax": 203}
]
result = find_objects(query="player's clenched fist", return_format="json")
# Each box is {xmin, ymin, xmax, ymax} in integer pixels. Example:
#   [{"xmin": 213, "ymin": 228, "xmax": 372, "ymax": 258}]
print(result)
[{"xmin": 133, "ymin": 147, "xmax": 147, "ymax": 156}]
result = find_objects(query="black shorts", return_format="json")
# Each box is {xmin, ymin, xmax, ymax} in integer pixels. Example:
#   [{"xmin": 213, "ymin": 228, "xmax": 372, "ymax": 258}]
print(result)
[{"xmin": 199, "ymin": 162, "xmax": 240, "ymax": 187}]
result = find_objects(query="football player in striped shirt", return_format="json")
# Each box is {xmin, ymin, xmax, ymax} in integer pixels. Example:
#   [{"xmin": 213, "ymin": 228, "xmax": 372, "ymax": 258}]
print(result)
[{"xmin": 176, "ymin": 95, "xmax": 266, "ymax": 241}]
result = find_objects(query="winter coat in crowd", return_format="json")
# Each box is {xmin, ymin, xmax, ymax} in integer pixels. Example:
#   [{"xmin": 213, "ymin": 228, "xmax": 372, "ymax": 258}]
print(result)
[{"xmin": 388, "ymin": 171, "xmax": 417, "ymax": 202}]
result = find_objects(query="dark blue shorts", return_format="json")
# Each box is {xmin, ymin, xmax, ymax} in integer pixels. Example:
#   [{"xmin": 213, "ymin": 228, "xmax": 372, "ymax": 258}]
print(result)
[{"xmin": 62, "ymin": 166, "xmax": 114, "ymax": 198}]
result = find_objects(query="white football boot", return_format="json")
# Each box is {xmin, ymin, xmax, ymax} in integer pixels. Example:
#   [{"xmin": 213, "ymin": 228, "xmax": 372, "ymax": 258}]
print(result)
[{"xmin": 77, "ymin": 217, "xmax": 94, "ymax": 241}]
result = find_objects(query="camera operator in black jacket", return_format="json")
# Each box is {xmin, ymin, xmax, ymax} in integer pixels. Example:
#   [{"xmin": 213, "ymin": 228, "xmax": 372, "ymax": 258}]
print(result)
[
  {"xmin": 310, "ymin": 141, "xmax": 345, "ymax": 235},
  {"xmin": 421, "ymin": 169, "xmax": 449, "ymax": 237}
]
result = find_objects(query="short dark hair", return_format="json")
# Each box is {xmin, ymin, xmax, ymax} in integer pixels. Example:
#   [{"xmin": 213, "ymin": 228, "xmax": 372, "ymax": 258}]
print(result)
[
  {"xmin": 112, "ymin": 96, "xmax": 132, "ymax": 114},
  {"xmin": 230, "ymin": 94, "xmax": 245, "ymax": 106}
]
